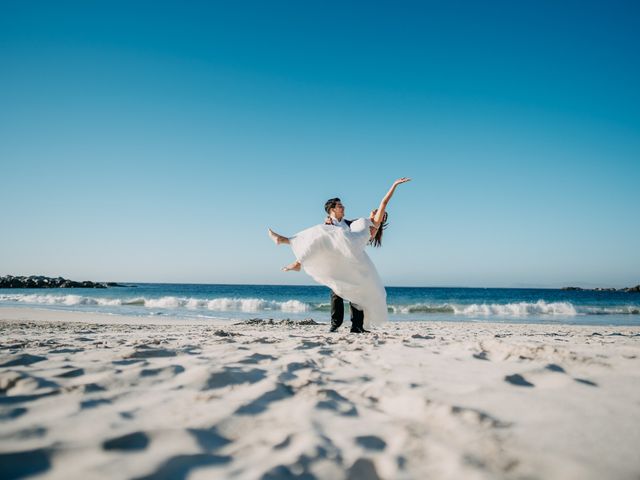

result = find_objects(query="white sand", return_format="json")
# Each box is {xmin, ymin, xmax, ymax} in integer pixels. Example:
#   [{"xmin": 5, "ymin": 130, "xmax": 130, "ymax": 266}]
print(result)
[{"xmin": 1, "ymin": 306, "xmax": 639, "ymax": 480}]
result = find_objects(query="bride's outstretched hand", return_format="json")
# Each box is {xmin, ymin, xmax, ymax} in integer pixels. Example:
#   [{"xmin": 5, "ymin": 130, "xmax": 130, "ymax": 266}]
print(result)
[{"xmin": 393, "ymin": 177, "xmax": 411, "ymax": 187}]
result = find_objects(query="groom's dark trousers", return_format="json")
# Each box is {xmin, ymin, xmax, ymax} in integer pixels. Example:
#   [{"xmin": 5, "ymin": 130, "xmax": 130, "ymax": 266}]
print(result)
[{"xmin": 330, "ymin": 291, "xmax": 364, "ymax": 331}]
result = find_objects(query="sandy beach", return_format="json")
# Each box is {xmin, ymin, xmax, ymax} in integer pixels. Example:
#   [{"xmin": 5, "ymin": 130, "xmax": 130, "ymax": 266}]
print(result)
[{"xmin": 1, "ymin": 307, "xmax": 639, "ymax": 480}]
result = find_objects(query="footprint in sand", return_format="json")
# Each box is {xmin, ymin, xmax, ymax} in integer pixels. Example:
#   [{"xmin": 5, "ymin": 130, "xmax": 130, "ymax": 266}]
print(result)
[
  {"xmin": 519, "ymin": 364, "xmax": 598, "ymax": 388},
  {"xmin": 261, "ymin": 435, "xmax": 342, "ymax": 479},
  {"xmin": 278, "ymin": 362, "xmax": 313, "ymax": 382},
  {"xmin": 125, "ymin": 348, "xmax": 177, "ymax": 359},
  {"xmin": 133, "ymin": 453, "xmax": 232, "ymax": 480},
  {"xmin": 472, "ymin": 351, "xmax": 490, "ymax": 361},
  {"xmin": 1, "ymin": 371, "xmax": 59, "ymax": 395},
  {"xmin": 504, "ymin": 374, "xmax": 535, "ymax": 387},
  {"xmin": 49, "ymin": 348, "xmax": 84, "ymax": 354},
  {"xmin": 315, "ymin": 389, "xmax": 358, "ymax": 416},
  {"xmin": 347, "ymin": 458, "xmax": 381, "ymax": 480},
  {"xmin": 296, "ymin": 341, "xmax": 324, "ymax": 350},
  {"xmin": 203, "ymin": 367, "xmax": 267, "ymax": 390},
  {"xmin": 235, "ymin": 383, "xmax": 294, "ymax": 415},
  {"xmin": 0, "ymin": 354, "xmax": 46, "ymax": 368},
  {"xmin": 450, "ymin": 405, "xmax": 512, "ymax": 428},
  {"xmin": 55, "ymin": 368, "xmax": 85, "ymax": 378},
  {"xmin": 103, "ymin": 431, "xmax": 149, "ymax": 451},
  {"xmin": 0, "ymin": 448, "xmax": 50, "ymax": 480},
  {"xmin": 285, "ymin": 361, "xmax": 316, "ymax": 373},
  {"xmin": 238, "ymin": 353, "xmax": 277, "ymax": 365},
  {"xmin": 140, "ymin": 365, "xmax": 185, "ymax": 378},
  {"xmin": 273, "ymin": 434, "xmax": 292, "ymax": 450},
  {"xmin": 83, "ymin": 383, "xmax": 107, "ymax": 393},
  {"xmin": 0, "ymin": 407, "xmax": 28, "ymax": 421},
  {"xmin": 0, "ymin": 391, "xmax": 59, "ymax": 406},
  {"xmin": 187, "ymin": 428, "xmax": 231, "ymax": 452},
  {"xmin": 80, "ymin": 398, "xmax": 111, "ymax": 410},
  {"xmin": 1, "ymin": 426, "xmax": 46, "ymax": 441},
  {"xmin": 355, "ymin": 435, "xmax": 387, "ymax": 451},
  {"xmin": 112, "ymin": 359, "xmax": 146, "ymax": 366},
  {"xmin": 574, "ymin": 378, "xmax": 598, "ymax": 387},
  {"xmin": 545, "ymin": 363, "xmax": 566, "ymax": 373}
]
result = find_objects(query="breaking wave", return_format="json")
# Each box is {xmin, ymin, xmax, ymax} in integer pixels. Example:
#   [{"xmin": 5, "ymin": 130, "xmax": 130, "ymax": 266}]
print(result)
[
  {"xmin": 0, "ymin": 294, "xmax": 310, "ymax": 313},
  {"xmin": 389, "ymin": 301, "xmax": 639, "ymax": 316},
  {"xmin": 0, "ymin": 295, "xmax": 638, "ymax": 316},
  {"xmin": 388, "ymin": 304, "xmax": 456, "ymax": 314},
  {"xmin": 452, "ymin": 300, "xmax": 577, "ymax": 316}
]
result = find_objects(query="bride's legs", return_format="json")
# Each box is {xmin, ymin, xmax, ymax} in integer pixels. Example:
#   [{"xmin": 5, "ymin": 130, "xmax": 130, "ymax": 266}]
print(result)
[
  {"xmin": 282, "ymin": 260, "xmax": 301, "ymax": 272},
  {"xmin": 268, "ymin": 229, "xmax": 290, "ymax": 245}
]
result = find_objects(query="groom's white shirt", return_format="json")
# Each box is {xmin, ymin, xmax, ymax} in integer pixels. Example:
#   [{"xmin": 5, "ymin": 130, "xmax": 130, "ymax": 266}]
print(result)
[{"xmin": 329, "ymin": 217, "xmax": 349, "ymax": 230}]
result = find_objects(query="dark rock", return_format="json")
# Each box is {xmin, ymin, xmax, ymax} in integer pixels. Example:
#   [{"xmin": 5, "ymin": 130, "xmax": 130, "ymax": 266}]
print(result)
[
  {"xmin": 561, "ymin": 284, "xmax": 640, "ymax": 293},
  {"xmin": 0, "ymin": 275, "xmax": 122, "ymax": 289}
]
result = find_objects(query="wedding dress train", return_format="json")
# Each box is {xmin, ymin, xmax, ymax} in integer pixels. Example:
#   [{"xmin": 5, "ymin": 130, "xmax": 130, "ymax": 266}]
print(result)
[{"xmin": 289, "ymin": 218, "xmax": 388, "ymax": 328}]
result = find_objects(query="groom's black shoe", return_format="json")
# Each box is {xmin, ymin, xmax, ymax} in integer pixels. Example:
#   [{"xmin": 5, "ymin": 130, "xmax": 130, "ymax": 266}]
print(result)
[
  {"xmin": 329, "ymin": 325, "xmax": 339, "ymax": 332},
  {"xmin": 350, "ymin": 327, "xmax": 370, "ymax": 333}
]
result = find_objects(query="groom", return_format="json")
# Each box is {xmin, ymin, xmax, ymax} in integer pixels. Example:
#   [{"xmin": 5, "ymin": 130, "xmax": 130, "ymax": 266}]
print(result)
[{"xmin": 324, "ymin": 197, "xmax": 368, "ymax": 334}]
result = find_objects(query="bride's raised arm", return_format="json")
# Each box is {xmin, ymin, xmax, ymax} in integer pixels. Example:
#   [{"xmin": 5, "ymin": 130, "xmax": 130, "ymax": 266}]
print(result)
[{"xmin": 372, "ymin": 177, "xmax": 411, "ymax": 226}]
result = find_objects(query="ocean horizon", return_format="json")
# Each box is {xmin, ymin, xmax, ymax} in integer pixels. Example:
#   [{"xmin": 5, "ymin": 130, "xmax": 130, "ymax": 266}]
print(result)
[{"xmin": 1, "ymin": 283, "xmax": 639, "ymax": 326}]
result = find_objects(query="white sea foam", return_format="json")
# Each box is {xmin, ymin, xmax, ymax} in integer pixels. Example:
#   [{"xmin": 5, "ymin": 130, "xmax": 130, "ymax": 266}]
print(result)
[
  {"xmin": 388, "ymin": 303, "xmax": 456, "ymax": 314},
  {"xmin": 0, "ymin": 294, "xmax": 311, "ymax": 313},
  {"xmin": 204, "ymin": 298, "xmax": 269, "ymax": 312},
  {"xmin": 453, "ymin": 300, "xmax": 577, "ymax": 316},
  {"xmin": 145, "ymin": 296, "xmax": 182, "ymax": 309},
  {"xmin": 0, "ymin": 294, "xmax": 123, "ymax": 307},
  {"xmin": 581, "ymin": 305, "xmax": 640, "ymax": 315},
  {"xmin": 140, "ymin": 296, "xmax": 310, "ymax": 312},
  {"xmin": 280, "ymin": 300, "xmax": 309, "ymax": 312},
  {"xmin": 0, "ymin": 294, "xmax": 637, "ymax": 316}
]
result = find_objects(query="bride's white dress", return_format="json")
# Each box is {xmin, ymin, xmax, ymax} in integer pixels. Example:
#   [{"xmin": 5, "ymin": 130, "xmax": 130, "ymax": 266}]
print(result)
[{"xmin": 289, "ymin": 218, "xmax": 388, "ymax": 328}]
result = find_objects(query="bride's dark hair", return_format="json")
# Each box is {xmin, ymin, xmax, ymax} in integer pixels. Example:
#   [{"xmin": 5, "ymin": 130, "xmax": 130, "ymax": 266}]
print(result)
[{"xmin": 369, "ymin": 210, "xmax": 388, "ymax": 248}]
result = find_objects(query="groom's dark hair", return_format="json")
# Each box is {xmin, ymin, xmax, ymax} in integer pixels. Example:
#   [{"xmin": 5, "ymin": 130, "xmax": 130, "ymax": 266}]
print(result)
[{"xmin": 324, "ymin": 197, "xmax": 341, "ymax": 214}]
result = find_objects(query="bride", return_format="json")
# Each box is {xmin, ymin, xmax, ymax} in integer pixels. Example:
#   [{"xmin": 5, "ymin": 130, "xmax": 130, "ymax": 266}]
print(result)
[{"xmin": 268, "ymin": 177, "xmax": 411, "ymax": 329}]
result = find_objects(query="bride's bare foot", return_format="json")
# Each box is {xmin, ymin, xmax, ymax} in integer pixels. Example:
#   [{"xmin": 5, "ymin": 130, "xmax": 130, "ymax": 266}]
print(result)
[
  {"xmin": 268, "ymin": 228, "xmax": 289, "ymax": 245},
  {"xmin": 281, "ymin": 261, "xmax": 301, "ymax": 272}
]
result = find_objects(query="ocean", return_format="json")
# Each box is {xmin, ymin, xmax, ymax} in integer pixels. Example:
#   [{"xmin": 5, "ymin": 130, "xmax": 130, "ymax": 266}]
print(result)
[{"xmin": 1, "ymin": 283, "xmax": 639, "ymax": 326}]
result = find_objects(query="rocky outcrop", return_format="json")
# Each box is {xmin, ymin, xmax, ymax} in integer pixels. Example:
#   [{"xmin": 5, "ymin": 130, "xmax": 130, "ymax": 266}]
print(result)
[
  {"xmin": 0, "ymin": 275, "xmax": 125, "ymax": 289},
  {"xmin": 561, "ymin": 285, "xmax": 640, "ymax": 293}
]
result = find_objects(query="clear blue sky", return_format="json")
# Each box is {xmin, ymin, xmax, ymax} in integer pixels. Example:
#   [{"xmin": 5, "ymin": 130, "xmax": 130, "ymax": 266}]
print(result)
[{"xmin": 1, "ymin": 1, "xmax": 638, "ymax": 287}]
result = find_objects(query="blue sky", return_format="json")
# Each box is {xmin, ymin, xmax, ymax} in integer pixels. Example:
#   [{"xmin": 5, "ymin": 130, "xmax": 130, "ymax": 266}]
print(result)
[{"xmin": 1, "ymin": 1, "xmax": 639, "ymax": 287}]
